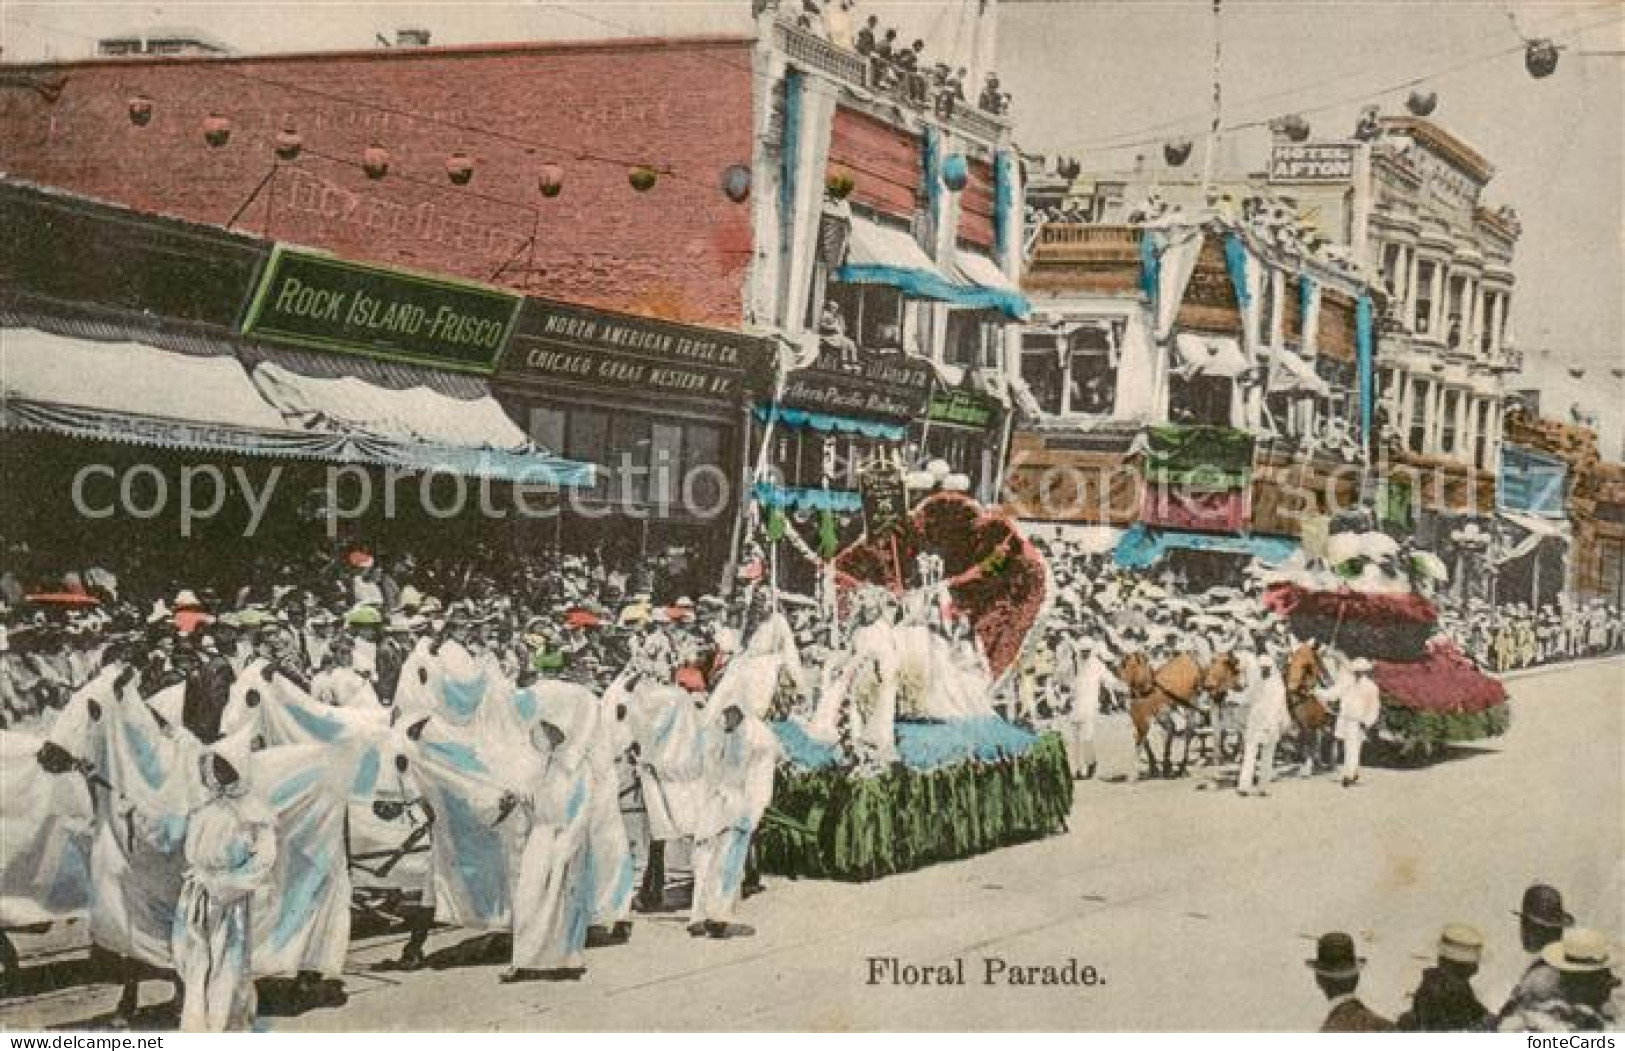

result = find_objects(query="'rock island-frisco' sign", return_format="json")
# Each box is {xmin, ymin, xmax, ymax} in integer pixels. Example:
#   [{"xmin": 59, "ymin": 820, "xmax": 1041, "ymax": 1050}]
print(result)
[{"xmin": 241, "ymin": 245, "xmax": 522, "ymax": 372}]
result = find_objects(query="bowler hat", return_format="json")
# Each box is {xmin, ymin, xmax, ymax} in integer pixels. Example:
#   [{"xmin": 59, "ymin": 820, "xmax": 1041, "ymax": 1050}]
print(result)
[
  {"xmin": 1515, "ymin": 883, "xmax": 1574, "ymax": 929},
  {"xmin": 1306, "ymin": 932, "xmax": 1365, "ymax": 979}
]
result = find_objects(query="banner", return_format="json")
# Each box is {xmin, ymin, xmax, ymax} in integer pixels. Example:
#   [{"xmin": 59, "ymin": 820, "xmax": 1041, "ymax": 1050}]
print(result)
[
  {"xmin": 1140, "ymin": 484, "xmax": 1251, "ymax": 533},
  {"xmin": 1143, "ymin": 424, "xmax": 1256, "ymax": 480},
  {"xmin": 1498, "ymin": 444, "xmax": 1568, "ymax": 518}
]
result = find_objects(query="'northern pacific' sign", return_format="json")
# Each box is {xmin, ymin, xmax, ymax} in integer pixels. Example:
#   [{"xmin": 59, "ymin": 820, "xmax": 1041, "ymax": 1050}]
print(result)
[
  {"xmin": 928, "ymin": 388, "xmax": 1001, "ymax": 430},
  {"xmin": 241, "ymin": 245, "xmax": 521, "ymax": 372}
]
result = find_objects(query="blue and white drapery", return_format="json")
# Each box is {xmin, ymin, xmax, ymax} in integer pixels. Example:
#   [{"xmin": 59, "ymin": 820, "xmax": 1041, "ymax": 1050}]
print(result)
[
  {"xmin": 752, "ymin": 404, "xmax": 908, "ymax": 442},
  {"xmin": 751, "ymin": 482, "xmax": 863, "ymax": 514},
  {"xmin": 1355, "ymin": 293, "xmax": 1375, "ymax": 450},
  {"xmin": 778, "ymin": 68, "xmax": 839, "ymax": 335},
  {"xmin": 1113, "ymin": 522, "xmax": 1299, "ymax": 570}
]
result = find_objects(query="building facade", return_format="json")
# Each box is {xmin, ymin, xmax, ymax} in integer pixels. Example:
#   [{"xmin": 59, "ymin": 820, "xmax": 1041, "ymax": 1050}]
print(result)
[{"xmin": 0, "ymin": 8, "xmax": 1028, "ymax": 589}]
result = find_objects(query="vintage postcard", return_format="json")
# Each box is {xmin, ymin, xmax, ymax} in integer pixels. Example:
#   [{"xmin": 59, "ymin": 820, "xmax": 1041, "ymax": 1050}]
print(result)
[{"xmin": 0, "ymin": 0, "xmax": 1620, "ymax": 1035}]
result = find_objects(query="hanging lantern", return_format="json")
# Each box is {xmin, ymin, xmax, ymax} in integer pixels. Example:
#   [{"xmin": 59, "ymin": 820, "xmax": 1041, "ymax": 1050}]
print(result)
[
  {"xmin": 201, "ymin": 113, "xmax": 231, "ymax": 148},
  {"xmin": 1057, "ymin": 156, "xmax": 1082, "ymax": 181},
  {"xmin": 816, "ymin": 205, "xmax": 851, "ymax": 267},
  {"xmin": 720, "ymin": 163, "xmax": 751, "ymax": 203},
  {"xmin": 1525, "ymin": 39, "xmax": 1560, "ymax": 79},
  {"xmin": 825, "ymin": 171, "xmax": 856, "ymax": 201},
  {"xmin": 1163, "ymin": 139, "xmax": 1192, "ymax": 167},
  {"xmin": 1406, "ymin": 90, "xmax": 1438, "ymax": 117},
  {"xmin": 445, "ymin": 151, "xmax": 474, "ymax": 185},
  {"xmin": 941, "ymin": 152, "xmax": 969, "ymax": 192},
  {"xmin": 628, "ymin": 165, "xmax": 659, "ymax": 192},
  {"xmin": 127, "ymin": 95, "xmax": 153, "ymax": 126},
  {"xmin": 274, "ymin": 126, "xmax": 302, "ymax": 161},
  {"xmin": 1270, "ymin": 114, "xmax": 1310, "ymax": 143},
  {"xmin": 537, "ymin": 163, "xmax": 564, "ymax": 198},
  {"xmin": 362, "ymin": 144, "xmax": 390, "ymax": 179}
]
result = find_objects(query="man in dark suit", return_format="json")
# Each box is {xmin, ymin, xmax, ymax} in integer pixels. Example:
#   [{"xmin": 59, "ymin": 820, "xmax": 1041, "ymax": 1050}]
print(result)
[{"xmin": 1308, "ymin": 931, "xmax": 1396, "ymax": 1032}]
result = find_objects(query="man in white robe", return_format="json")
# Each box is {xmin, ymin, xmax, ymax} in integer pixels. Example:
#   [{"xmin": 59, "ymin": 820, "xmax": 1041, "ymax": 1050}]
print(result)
[
  {"xmin": 500, "ymin": 692, "xmax": 592, "ymax": 983},
  {"xmin": 1060, "ymin": 640, "xmax": 1122, "ymax": 780},
  {"xmin": 688, "ymin": 701, "xmax": 780, "ymax": 939},
  {"xmin": 1331, "ymin": 659, "xmax": 1382, "ymax": 787},
  {"xmin": 173, "ymin": 751, "xmax": 277, "ymax": 1033}
]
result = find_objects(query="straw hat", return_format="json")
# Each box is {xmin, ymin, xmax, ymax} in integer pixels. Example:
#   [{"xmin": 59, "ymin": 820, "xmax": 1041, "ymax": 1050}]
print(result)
[
  {"xmin": 1540, "ymin": 929, "xmax": 1613, "ymax": 973},
  {"xmin": 1437, "ymin": 923, "xmax": 1485, "ymax": 965}
]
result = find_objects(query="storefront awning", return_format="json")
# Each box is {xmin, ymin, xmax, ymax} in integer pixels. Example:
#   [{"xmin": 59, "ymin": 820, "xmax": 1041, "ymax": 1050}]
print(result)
[
  {"xmin": 752, "ymin": 404, "xmax": 907, "ymax": 442},
  {"xmin": 751, "ymin": 482, "xmax": 862, "ymax": 514},
  {"xmin": 834, "ymin": 218, "xmax": 1026, "ymax": 319},
  {"xmin": 1114, "ymin": 523, "xmax": 1298, "ymax": 570},
  {"xmin": 249, "ymin": 361, "xmax": 593, "ymax": 487},
  {"xmin": 0, "ymin": 326, "xmax": 594, "ymax": 487},
  {"xmin": 1268, "ymin": 347, "xmax": 1330, "ymax": 396},
  {"xmin": 1023, "ymin": 522, "xmax": 1122, "ymax": 555},
  {"xmin": 1174, "ymin": 333, "xmax": 1250, "ymax": 379},
  {"xmin": 1, "ymin": 327, "xmax": 325, "ymax": 458},
  {"xmin": 951, "ymin": 251, "xmax": 1031, "ymax": 320}
]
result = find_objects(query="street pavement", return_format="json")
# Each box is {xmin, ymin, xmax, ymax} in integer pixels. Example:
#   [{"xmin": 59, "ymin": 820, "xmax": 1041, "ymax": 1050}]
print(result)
[{"xmin": 4, "ymin": 657, "xmax": 1620, "ymax": 1031}]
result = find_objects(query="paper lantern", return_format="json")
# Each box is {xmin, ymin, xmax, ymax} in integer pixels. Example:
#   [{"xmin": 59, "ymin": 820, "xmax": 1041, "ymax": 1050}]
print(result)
[
  {"xmin": 628, "ymin": 165, "xmax": 659, "ymax": 192},
  {"xmin": 446, "ymin": 151, "xmax": 474, "ymax": 185},
  {"xmin": 1163, "ymin": 139, "xmax": 1192, "ymax": 167},
  {"xmin": 1406, "ymin": 90, "xmax": 1438, "ymax": 117},
  {"xmin": 201, "ymin": 113, "xmax": 231, "ymax": 148},
  {"xmin": 274, "ymin": 127, "xmax": 302, "ymax": 161},
  {"xmin": 941, "ymin": 153, "xmax": 969, "ymax": 192},
  {"xmin": 128, "ymin": 95, "xmax": 153, "ymax": 126},
  {"xmin": 362, "ymin": 144, "xmax": 390, "ymax": 179},
  {"xmin": 1525, "ymin": 39, "xmax": 1559, "ymax": 79},
  {"xmin": 538, "ymin": 163, "xmax": 564, "ymax": 197},
  {"xmin": 720, "ymin": 163, "xmax": 751, "ymax": 203}
]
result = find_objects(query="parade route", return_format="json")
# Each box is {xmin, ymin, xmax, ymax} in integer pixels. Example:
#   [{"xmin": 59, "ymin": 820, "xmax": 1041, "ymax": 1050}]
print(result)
[{"xmin": 5, "ymin": 656, "xmax": 1619, "ymax": 1033}]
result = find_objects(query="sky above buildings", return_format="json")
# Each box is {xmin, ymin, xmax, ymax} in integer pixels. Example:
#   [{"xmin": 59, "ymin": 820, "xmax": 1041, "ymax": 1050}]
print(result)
[{"xmin": 3, "ymin": 0, "xmax": 1621, "ymax": 453}]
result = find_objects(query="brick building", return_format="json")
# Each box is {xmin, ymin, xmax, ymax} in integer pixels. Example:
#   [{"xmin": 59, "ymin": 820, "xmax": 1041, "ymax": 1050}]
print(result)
[{"xmin": 0, "ymin": 7, "xmax": 1028, "ymax": 587}]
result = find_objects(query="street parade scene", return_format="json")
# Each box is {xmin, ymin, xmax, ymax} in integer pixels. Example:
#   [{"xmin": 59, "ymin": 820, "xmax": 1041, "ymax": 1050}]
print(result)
[{"xmin": 0, "ymin": 0, "xmax": 1622, "ymax": 1037}]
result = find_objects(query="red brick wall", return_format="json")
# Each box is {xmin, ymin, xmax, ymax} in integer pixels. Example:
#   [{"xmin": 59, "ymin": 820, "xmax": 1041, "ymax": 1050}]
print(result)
[
  {"xmin": 957, "ymin": 157, "xmax": 995, "ymax": 250},
  {"xmin": 0, "ymin": 39, "xmax": 757, "ymax": 328},
  {"xmin": 826, "ymin": 106, "xmax": 919, "ymax": 222}
]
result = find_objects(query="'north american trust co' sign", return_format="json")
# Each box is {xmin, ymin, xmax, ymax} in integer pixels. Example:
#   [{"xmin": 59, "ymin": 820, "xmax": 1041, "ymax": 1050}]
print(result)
[{"xmin": 241, "ymin": 245, "xmax": 523, "ymax": 372}]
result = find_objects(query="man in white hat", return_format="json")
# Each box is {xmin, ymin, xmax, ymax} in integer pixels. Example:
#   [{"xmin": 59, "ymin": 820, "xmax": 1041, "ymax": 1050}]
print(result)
[
  {"xmin": 1236, "ymin": 646, "xmax": 1290, "ymax": 797},
  {"xmin": 1398, "ymin": 923, "xmax": 1494, "ymax": 1031},
  {"xmin": 1331, "ymin": 658, "xmax": 1381, "ymax": 787},
  {"xmin": 1057, "ymin": 638, "xmax": 1123, "ymax": 780},
  {"xmin": 1499, "ymin": 928, "xmax": 1619, "ymax": 1032}
]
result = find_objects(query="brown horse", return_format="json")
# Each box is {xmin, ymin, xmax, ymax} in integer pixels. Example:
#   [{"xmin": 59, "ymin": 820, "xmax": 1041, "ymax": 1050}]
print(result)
[
  {"xmin": 1118, "ymin": 651, "xmax": 1241, "ymax": 779},
  {"xmin": 1284, "ymin": 641, "xmax": 1334, "ymax": 774}
]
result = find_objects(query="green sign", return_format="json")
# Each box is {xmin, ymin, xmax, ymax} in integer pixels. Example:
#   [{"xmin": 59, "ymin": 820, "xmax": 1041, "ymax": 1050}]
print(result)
[
  {"xmin": 928, "ymin": 389, "xmax": 1000, "ymax": 430},
  {"xmin": 241, "ymin": 245, "xmax": 521, "ymax": 372}
]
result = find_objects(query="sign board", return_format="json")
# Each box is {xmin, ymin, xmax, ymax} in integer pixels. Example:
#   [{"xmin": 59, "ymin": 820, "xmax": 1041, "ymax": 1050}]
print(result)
[
  {"xmin": 780, "ymin": 350, "xmax": 935, "ymax": 423},
  {"xmin": 501, "ymin": 299, "xmax": 774, "ymax": 404},
  {"xmin": 927, "ymin": 388, "xmax": 1002, "ymax": 431},
  {"xmin": 1498, "ymin": 444, "xmax": 1568, "ymax": 519},
  {"xmin": 858, "ymin": 455, "xmax": 909, "ymax": 540},
  {"xmin": 242, "ymin": 245, "xmax": 520, "ymax": 372},
  {"xmin": 1269, "ymin": 143, "xmax": 1357, "ymax": 183}
]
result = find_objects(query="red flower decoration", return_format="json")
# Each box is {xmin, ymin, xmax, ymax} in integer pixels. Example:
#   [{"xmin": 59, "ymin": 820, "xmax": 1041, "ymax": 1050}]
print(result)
[{"xmin": 833, "ymin": 492, "xmax": 1047, "ymax": 680}]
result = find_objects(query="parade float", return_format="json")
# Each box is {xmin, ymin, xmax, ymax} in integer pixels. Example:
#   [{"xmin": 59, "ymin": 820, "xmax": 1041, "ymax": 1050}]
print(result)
[
  {"xmin": 1262, "ymin": 528, "xmax": 1509, "ymax": 758},
  {"xmin": 753, "ymin": 473, "xmax": 1072, "ymax": 882}
]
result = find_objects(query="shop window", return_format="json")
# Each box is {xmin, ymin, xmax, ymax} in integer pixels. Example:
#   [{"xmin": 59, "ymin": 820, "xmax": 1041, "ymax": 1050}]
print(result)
[
  {"xmin": 825, "ymin": 282, "xmax": 905, "ymax": 353},
  {"xmin": 567, "ymin": 410, "xmax": 610, "ymax": 497},
  {"xmin": 1020, "ymin": 334, "xmax": 1065, "ymax": 416},
  {"xmin": 1168, "ymin": 374, "xmax": 1232, "ymax": 427},
  {"xmin": 609, "ymin": 413, "xmax": 651, "ymax": 504},
  {"xmin": 944, "ymin": 309, "xmax": 1002, "ymax": 371},
  {"xmin": 526, "ymin": 406, "xmax": 567, "ymax": 455},
  {"xmin": 1408, "ymin": 378, "xmax": 1428, "ymax": 453},
  {"xmin": 649, "ymin": 423, "xmax": 683, "ymax": 508},
  {"xmin": 1440, "ymin": 389, "xmax": 1459, "ymax": 456},
  {"xmin": 1065, "ymin": 327, "xmax": 1115, "ymax": 416},
  {"xmin": 682, "ymin": 424, "xmax": 725, "ymax": 515}
]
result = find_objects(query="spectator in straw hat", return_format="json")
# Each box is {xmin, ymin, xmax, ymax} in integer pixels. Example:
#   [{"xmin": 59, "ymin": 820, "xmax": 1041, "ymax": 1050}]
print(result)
[
  {"xmin": 1398, "ymin": 923, "xmax": 1495, "ymax": 1031},
  {"xmin": 1498, "ymin": 883, "xmax": 1575, "ymax": 1022},
  {"xmin": 1499, "ymin": 928, "xmax": 1619, "ymax": 1032},
  {"xmin": 1307, "ymin": 931, "xmax": 1395, "ymax": 1032}
]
